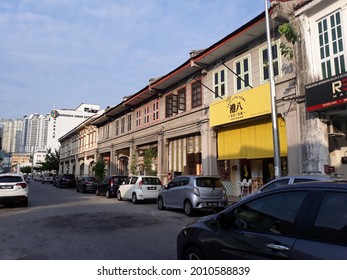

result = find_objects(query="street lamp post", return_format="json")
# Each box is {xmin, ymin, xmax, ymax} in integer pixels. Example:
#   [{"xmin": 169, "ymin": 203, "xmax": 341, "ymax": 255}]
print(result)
[
  {"xmin": 264, "ymin": 0, "xmax": 282, "ymax": 178},
  {"xmin": 31, "ymin": 149, "xmax": 35, "ymax": 180}
]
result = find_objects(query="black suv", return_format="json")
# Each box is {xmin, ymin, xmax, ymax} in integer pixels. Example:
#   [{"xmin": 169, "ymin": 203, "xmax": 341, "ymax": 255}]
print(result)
[
  {"xmin": 177, "ymin": 180, "xmax": 347, "ymax": 260},
  {"xmin": 96, "ymin": 175, "xmax": 128, "ymax": 198},
  {"xmin": 56, "ymin": 174, "xmax": 76, "ymax": 188}
]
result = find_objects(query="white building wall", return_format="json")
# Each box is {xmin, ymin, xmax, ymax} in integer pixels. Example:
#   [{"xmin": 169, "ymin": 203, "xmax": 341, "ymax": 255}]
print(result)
[
  {"xmin": 47, "ymin": 104, "xmax": 100, "ymax": 152},
  {"xmin": 296, "ymin": 0, "xmax": 347, "ymax": 81},
  {"xmin": 294, "ymin": 0, "xmax": 347, "ymax": 174}
]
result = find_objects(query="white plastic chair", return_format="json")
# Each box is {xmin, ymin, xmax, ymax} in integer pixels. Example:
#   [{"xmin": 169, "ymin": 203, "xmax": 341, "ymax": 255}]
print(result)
[{"xmin": 238, "ymin": 179, "xmax": 249, "ymax": 197}]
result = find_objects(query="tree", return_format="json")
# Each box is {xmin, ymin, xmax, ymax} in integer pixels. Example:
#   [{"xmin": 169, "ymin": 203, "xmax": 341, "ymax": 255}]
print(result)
[
  {"xmin": 130, "ymin": 155, "xmax": 138, "ymax": 175},
  {"xmin": 279, "ymin": 22, "xmax": 298, "ymax": 60},
  {"xmin": 36, "ymin": 149, "xmax": 60, "ymax": 172},
  {"xmin": 92, "ymin": 158, "xmax": 106, "ymax": 181},
  {"xmin": 20, "ymin": 166, "xmax": 32, "ymax": 174},
  {"xmin": 143, "ymin": 148, "xmax": 157, "ymax": 176}
]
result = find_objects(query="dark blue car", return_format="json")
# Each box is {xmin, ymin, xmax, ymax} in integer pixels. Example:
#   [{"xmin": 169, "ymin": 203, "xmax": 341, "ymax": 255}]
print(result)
[
  {"xmin": 95, "ymin": 175, "xmax": 128, "ymax": 198},
  {"xmin": 177, "ymin": 180, "xmax": 347, "ymax": 259}
]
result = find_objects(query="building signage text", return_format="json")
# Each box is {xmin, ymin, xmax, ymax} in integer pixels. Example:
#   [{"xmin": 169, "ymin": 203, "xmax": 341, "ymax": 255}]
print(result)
[
  {"xmin": 210, "ymin": 83, "xmax": 271, "ymax": 127},
  {"xmin": 305, "ymin": 72, "xmax": 347, "ymax": 112},
  {"xmin": 50, "ymin": 110, "xmax": 90, "ymax": 119}
]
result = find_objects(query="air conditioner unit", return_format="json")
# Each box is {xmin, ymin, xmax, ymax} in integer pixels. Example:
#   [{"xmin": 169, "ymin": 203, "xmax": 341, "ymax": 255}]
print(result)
[{"xmin": 328, "ymin": 123, "xmax": 345, "ymax": 137}]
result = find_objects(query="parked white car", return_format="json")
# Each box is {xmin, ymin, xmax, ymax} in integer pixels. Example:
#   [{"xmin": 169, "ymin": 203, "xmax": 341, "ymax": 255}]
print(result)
[
  {"xmin": 117, "ymin": 175, "xmax": 162, "ymax": 204},
  {"xmin": 42, "ymin": 173, "xmax": 54, "ymax": 184},
  {"xmin": 0, "ymin": 173, "xmax": 29, "ymax": 207}
]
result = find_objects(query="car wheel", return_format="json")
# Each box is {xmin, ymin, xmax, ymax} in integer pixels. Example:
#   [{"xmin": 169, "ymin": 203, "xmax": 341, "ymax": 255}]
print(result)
[
  {"xmin": 76, "ymin": 187, "xmax": 79, "ymax": 192},
  {"xmin": 117, "ymin": 190, "xmax": 122, "ymax": 201},
  {"xmin": 183, "ymin": 246, "xmax": 204, "ymax": 260},
  {"xmin": 42, "ymin": 181, "xmax": 44, "ymax": 184},
  {"xmin": 106, "ymin": 190, "xmax": 111, "ymax": 198},
  {"xmin": 184, "ymin": 200, "xmax": 194, "ymax": 216},
  {"xmin": 95, "ymin": 189, "xmax": 100, "ymax": 196},
  {"xmin": 157, "ymin": 196, "xmax": 165, "ymax": 210},
  {"xmin": 132, "ymin": 193, "xmax": 137, "ymax": 204}
]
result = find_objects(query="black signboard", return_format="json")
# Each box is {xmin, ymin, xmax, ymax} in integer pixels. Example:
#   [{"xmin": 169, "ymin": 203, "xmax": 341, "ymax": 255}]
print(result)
[{"xmin": 305, "ymin": 72, "xmax": 347, "ymax": 112}]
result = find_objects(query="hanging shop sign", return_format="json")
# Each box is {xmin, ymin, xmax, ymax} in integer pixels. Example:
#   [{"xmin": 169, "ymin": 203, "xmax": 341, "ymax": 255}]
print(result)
[
  {"xmin": 305, "ymin": 72, "xmax": 347, "ymax": 112},
  {"xmin": 210, "ymin": 83, "xmax": 271, "ymax": 127}
]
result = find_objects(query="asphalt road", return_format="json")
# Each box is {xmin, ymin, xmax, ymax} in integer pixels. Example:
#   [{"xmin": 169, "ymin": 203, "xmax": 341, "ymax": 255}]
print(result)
[{"xmin": 0, "ymin": 181, "xmax": 199, "ymax": 260}]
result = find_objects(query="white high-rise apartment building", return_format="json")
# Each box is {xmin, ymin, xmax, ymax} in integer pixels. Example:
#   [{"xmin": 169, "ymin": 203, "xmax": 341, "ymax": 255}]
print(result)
[
  {"xmin": 0, "ymin": 119, "xmax": 24, "ymax": 153},
  {"xmin": 22, "ymin": 114, "xmax": 50, "ymax": 153}
]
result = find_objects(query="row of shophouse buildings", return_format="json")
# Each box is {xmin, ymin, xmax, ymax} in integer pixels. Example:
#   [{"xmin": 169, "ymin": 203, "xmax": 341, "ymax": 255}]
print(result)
[{"xmin": 58, "ymin": 0, "xmax": 347, "ymax": 196}]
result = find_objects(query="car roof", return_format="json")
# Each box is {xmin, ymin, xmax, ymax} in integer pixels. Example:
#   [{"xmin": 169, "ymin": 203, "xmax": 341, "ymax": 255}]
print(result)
[
  {"xmin": 173, "ymin": 175, "xmax": 219, "ymax": 179},
  {"xmin": 260, "ymin": 175, "xmax": 333, "ymax": 187},
  {"xmin": 293, "ymin": 179, "xmax": 347, "ymax": 185},
  {"xmin": 265, "ymin": 174, "xmax": 332, "ymax": 181},
  {"xmin": 0, "ymin": 173, "xmax": 23, "ymax": 177},
  {"xmin": 238, "ymin": 180, "xmax": 347, "ymax": 204},
  {"xmin": 263, "ymin": 180, "xmax": 347, "ymax": 193},
  {"xmin": 129, "ymin": 175, "xmax": 159, "ymax": 178}
]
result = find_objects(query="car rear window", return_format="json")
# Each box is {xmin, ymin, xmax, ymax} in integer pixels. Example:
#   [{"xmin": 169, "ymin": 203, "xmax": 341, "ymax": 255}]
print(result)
[
  {"xmin": 196, "ymin": 178, "xmax": 223, "ymax": 188},
  {"xmin": 113, "ymin": 177, "xmax": 127, "ymax": 184},
  {"xmin": 85, "ymin": 177, "xmax": 97, "ymax": 182},
  {"xmin": 63, "ymin": 175, "xmax": 75, "ymax": 179},
  {"xmin": 0, "ymin": 176, "xmax": 23, "ymax": 183},
  {"xmin": 142, "ymin": 177, "xmax": 161, "ymax": 185}
]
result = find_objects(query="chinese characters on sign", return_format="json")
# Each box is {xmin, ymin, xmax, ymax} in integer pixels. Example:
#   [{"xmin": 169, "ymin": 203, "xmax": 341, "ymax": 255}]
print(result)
[{"xmin": 227, "ymin": 95, "xmax": 247, "ymax": 121}]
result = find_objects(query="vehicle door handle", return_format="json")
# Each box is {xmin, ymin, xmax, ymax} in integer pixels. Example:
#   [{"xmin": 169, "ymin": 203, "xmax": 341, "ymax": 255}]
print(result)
[{"xmin": 266, "ymin": 243, "xmax": 290, "ymax": 251}]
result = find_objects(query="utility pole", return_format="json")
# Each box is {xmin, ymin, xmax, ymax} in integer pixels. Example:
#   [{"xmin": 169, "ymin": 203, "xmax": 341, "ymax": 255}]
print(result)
[{"xmin": 265, "ymin": 0, "xmax": 282, "ymax": 178}]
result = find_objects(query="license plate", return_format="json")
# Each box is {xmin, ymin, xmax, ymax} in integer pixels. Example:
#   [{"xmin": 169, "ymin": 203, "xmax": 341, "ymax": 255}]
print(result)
[
  {"xmin": 147, "ymin": 187, "xmax": 156, "ymax": 190},
  {"xmin": 207, "ymin": 202, "xmax": 218, "ymax": 206},
  {"xmin": 0, "ymin": 186, "xmax": 13, "ymax": 189}
]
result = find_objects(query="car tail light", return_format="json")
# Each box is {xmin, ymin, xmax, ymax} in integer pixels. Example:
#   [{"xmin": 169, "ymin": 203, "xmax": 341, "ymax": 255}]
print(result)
[
  {"xmin": 193, "ymin": 187, "xmax": 200, "ymax": 197},
  {"xmin": 139, "ymin": 180, "xmax": 142, "ymax": 189},
  {"xmin": 16, "ymin": 182, "xmax": 27, "ymax": 189}
]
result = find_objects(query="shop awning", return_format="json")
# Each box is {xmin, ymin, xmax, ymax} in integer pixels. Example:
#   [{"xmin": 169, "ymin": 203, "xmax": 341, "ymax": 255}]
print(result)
[{"xmin": 217, "ymin": 117, "xmax": 287, "ymax": 160}]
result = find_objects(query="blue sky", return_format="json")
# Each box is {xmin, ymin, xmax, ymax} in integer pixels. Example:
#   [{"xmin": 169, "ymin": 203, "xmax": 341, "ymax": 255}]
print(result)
[{"xmin": 0, "ymin": 0, "xmax": 265, "ymax": 120}]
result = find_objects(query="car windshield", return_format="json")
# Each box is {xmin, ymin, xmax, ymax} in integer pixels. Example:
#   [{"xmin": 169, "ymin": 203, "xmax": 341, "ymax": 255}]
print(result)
[
  {"xmin": 142, "ymin": 177, "xmax": 161, "ymax": 185},
  {"xmin": 0, "ymin": 176, "xmax": 23, "ymax": 183},
  {"xmin": 196, "ymin": 178, "xmax": 223, "ymax": 188}
]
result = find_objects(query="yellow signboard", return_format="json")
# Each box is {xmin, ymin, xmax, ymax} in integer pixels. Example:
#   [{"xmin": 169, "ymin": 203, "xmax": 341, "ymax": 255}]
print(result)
[{"xmin": 210, "ymin": 83, "xmax": 271, "ymax": 126}]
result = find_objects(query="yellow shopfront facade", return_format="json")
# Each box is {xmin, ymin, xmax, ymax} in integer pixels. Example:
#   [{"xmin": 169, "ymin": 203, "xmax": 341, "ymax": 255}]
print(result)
[{"xmin": 210, "ymin": 84, "xmax": 288, "ymax": 194}]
